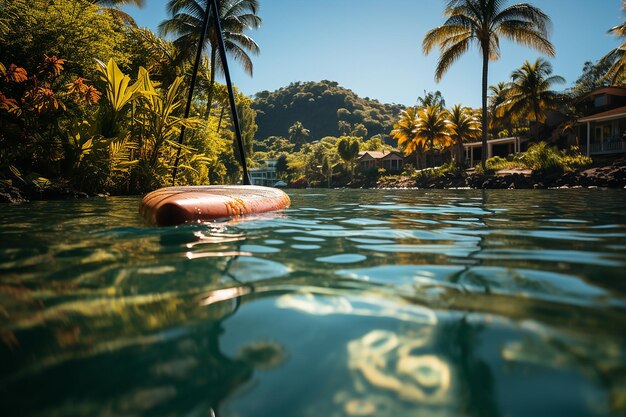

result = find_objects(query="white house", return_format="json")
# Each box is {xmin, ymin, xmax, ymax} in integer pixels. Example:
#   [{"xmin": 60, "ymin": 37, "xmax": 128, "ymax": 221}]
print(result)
[
  {"xmin": 357, "ymin": 151, "xmax": 404, "ymax": 172},
  {"xmin": 249, "ymin": 159, "xmax": 279, "ymax": 186}
]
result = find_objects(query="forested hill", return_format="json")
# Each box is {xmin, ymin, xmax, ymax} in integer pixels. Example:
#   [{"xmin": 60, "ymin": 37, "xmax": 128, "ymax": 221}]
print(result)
[{"xmin": 251, "ymin": 81, "xmax": 406, "ymax": 141}]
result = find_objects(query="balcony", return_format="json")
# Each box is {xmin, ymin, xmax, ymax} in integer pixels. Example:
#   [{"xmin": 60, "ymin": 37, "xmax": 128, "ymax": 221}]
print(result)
[{"xmin": 582, "ymin": 139, "xmax": 626, "ymax": 155}]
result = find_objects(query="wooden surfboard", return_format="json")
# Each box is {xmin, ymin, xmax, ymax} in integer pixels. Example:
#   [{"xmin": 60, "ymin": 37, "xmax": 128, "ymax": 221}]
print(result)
[{"xmin": 140, "ymin": 185, "xmax": 291, "ymax": 226}]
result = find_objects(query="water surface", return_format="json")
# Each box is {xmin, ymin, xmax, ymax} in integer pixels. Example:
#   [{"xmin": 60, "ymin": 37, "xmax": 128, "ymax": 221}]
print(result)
[{"xmin": 1, "ymin": 189, "xmax": 625, "ymax": 417}]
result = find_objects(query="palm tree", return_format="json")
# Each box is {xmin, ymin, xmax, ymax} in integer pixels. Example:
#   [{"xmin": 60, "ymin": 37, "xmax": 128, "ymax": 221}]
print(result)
[
  {"xmin": 159, "ymin": 0, "xmax": 261, "ymax": 118},
  {"xmin": 414, "ymin": 105, "xmax": 452, "ymax": 166},
  {"xmin": 488, "ymin": 82, "xmax": 511, "ymax": 135},
  {"xmin": 391, "ymin": 107, "xmax": 425, "ymax": 169},
  {"xmin": 423, "ymin": 0, "xmax": 555, "ymax": 169},
  {"xmin": 500, "ymin": 58, "xmax": 565, "ymax": 124},
  {"xmin": 337, "ymin": 137, "xmax": 360, "ymax": 182},
  {"xmin": 288, "ymin": 121, "xmax": 310, "ymax": 150},
  {"xmin": 600, "ymin": 0, "xmax": 626, "ymax": 84},
  {"xmin": 448, "ymin": 104, "xmax": 481, "ymax": 166},
  {"xmin": 92, "ymin": 0, "xmax": 146, "ymax": 25},
  {"xmin": 130, "ymin": 27, "xmax": 183, "ymax": 86}
]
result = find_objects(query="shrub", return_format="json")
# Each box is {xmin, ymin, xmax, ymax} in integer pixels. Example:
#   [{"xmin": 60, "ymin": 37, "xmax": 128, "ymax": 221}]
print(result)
[
  {"xmin": 480, "ymin": 142, "xmax": 593, "ymax": 174},
  {"xmin": 402, "ymin": 165, "xmax": 417, "ymax": 177},
  {"xmin": 411, "ymin": 162, "xmax": 457, "ymax": 181},
  {"xmin": 289, "ymin": 176, "xmax": 308, "ymax": 188},
  {"xmin": 560, "ymin": 146, "xmax": 592, "ymax": 169},
  {"xmin": 519, "ymin": 142, "xmax": 564, "ymax": 172},
  {"xmin": 485, "ymin": 156, "xmax": 523, "ymax": 171}
]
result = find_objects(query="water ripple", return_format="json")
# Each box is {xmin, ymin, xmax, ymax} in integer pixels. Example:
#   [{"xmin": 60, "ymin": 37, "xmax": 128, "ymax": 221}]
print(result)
[{"xmin": 1, "ymin": 190, "xmax": 626, "ymax": 417}]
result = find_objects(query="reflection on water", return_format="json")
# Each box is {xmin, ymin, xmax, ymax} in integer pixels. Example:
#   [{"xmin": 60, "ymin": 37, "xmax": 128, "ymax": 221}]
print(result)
[{"xmin": 0, "ymin": 190, "xmax": 626, "ymax": 417}]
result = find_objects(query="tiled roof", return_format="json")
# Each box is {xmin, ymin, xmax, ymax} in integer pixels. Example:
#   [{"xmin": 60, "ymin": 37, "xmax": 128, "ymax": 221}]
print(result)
[
  {"xmin": 358, "ymin": 151, "xmax": 402, "ymax": 160},
  {"xmin": 579, "ymin": 105, "xmax": 626, "ymax": 123}
]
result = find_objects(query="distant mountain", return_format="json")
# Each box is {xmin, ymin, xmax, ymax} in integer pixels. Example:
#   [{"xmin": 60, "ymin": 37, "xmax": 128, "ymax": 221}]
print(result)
[{"xmin": 251, "ymin": 80, "xmax": 406, "ymax": 142}]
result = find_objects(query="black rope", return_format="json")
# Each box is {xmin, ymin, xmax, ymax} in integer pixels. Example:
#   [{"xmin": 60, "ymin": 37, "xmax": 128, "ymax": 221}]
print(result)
[
  {"xmin": 171, "ymin": 0, "xmax": 251, "ymax": 186},
  {"xmin": 170, "ymin": 0, "xmax": 211, "ymax": 186},
  {"xmin": 210, "ymin": 0, "xmax": 251, "ymax": 185}
]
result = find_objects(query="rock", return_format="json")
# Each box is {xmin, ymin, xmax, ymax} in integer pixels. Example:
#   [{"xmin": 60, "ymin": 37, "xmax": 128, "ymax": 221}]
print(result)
[{"xmin": 0, "ymin": 184, "xmax": 27, "ymax": 204}]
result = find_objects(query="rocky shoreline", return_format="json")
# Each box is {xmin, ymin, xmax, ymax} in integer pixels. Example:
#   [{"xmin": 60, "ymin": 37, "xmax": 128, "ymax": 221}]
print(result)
[
  {"xmin": 376, "ymin": 161, "xmax": 626, "ymax": 190},
  {"xmin": 2, "ymin": 162, "xmax": 625, "ymax": 203},
  {"xmin": 0, "ymin": 184, "xmax": 94, "ymax": 204}
]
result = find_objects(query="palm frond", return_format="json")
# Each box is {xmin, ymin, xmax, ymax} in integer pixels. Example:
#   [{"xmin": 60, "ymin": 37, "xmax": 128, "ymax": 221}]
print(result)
[{"xmin": 435, "ymin": 38, "xmax": 470, "ymax": 82}]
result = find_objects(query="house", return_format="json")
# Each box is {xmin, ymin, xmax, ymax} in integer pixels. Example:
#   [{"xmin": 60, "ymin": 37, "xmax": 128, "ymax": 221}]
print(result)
[
  {"xmin": 357, "ymin": 151, "xmax": 404, "ymax": 172},
  {"xmin": 249, "ymin": 159, "xmax": 280, "ymax": 186},
  {"xmin": 577, "ymin": 86, "xmax": 626, "ymax": 156},
  {"xmin": 463, "ymin": 136, "xmax": 527, "ymax": 166}
]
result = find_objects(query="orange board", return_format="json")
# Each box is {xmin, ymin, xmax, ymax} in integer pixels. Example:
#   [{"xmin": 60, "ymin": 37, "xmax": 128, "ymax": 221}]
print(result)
[{"xmin": 140, "ymin": 185, "xmax": 291, "ymax": 226}]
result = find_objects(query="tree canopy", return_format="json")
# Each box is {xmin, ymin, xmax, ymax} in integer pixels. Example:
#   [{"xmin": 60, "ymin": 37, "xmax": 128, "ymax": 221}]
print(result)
[{"xmin": 252, "ymin": 80, "xmax": 405, "ymax": 143}]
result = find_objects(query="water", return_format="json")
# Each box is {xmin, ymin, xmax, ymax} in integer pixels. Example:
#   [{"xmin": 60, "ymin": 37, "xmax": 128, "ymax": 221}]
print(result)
[{"xmin": 1, "ymin": 189, "xmax": 626, "ymax": 417}]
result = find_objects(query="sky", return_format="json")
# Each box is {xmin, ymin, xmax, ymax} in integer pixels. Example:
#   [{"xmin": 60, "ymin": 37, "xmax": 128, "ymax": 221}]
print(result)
[{"xmin": 122, "ymin": 0, "xmax": 624, "ymax": 108}]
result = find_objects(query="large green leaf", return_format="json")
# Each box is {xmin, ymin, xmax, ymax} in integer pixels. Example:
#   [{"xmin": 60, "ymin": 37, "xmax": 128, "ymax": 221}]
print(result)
[{"xmin": 95, "ymin": 59, "xmax": 145, "ymax": 113}]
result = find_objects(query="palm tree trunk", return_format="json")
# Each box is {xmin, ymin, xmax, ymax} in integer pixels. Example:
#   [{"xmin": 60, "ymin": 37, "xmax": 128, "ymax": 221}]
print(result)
[
  {"xmin": 481, "ymin": 47, "xmax": 489, "ymax": 170},
  {"xmin": 456, "ymin": 140, "xmax": 464, "ymax": 168},
  {"xmin": 216, "ymin": 105, "xmax": 226, "ymax": 132},
  {"xmin": 204, "ymin": 47, "xmax": 217, "ymax": 121}
]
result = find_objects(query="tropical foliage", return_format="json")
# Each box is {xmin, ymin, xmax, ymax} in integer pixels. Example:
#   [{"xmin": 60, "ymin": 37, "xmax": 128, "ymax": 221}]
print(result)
[
  {"xmin": 488, "ymin": 82, "xmax": 511, "ymax": 135},
  {"xmin": 0, "ymin": 0, "xmax": 259, "ymax": 195},
  {"xmin": 448, "ymin": 104, "xmax": 481, "ymax": 165},
  {"xmin": 415, "ymin": 105, "xmax": 452, "ymax": 152},
  {"xmin": 600, "ymin": 0, "xmax": 626, "ymax": 84},
  {"xmin": 1, "ymin": 0, "xmax": 132, "ymax": 80},
  {"xmin": 252, "ymin": 80, "xmax": 405, "ymax": 142},
  {"xmin": 481, "ymin": 142, "xmax": 591, "ymax": 173},
  {"xmin": 423, "ymin": 0, "xmax": 554, "ymax": 168},
  {"xmin": 159, "ymin": 0, "xmax": 261, "ymax": 119},
  {"xmin": 391, "ymin": 105, "xmax": 460, "ymax": 169},
  {"xmin": 498, "ymin": 58, "xmax": 565, "ymax": 124},
  {"xmin": 337, "ymin": 137, "xmax": 360, "ymax": 182},
  {"xmin": 287, "ymin": 121, "xmax": 310, "ymax": 150},
  {"xmin": 391, "ymin": 107, "xmax": 425, "ymax": 168},
  {"xmin": 1, "ymin": 0, "xmax": 624, "ymax": 193}
]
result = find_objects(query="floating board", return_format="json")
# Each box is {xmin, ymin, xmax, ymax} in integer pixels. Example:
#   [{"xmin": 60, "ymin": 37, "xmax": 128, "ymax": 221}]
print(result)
[{"xmin": 140, "ymin": 185, "xmax": 291, "ymax": 226}]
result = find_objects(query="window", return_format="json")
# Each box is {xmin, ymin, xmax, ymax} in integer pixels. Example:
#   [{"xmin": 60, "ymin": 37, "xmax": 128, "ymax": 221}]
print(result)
[{"xmin": 594, "ymin": 94, "xmax": 609, "ymax": 108}]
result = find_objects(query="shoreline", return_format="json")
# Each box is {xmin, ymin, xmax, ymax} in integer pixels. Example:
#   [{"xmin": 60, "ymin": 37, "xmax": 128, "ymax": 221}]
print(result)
[
  {"xmin": 372, "ymin": 161, "xmax": 626, "ymax": 190},
  {"xmin": 2, "ymin": 161, "xmax": 625, "ymax": 204}
]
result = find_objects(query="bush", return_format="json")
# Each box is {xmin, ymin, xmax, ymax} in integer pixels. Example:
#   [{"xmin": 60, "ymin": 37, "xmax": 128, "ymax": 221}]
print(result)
[
  {"xmin": 402, "ymin": 165, "xmax": 417, "ymax": 177},
  {"xmin": 560, "ymin": 146, "xmax": 592, "ymax": 169},
  {"xmin": 289, "ymin": 176, "xmax": 308, "ymax": 188},
  {"xmin": 480, "ymin": 142, "xmax": 593, "ymax": 174},
  {"xmin": 414, "ymin": 161, "xmax": 460, "ymax": 180},
  {"xmin": 485, "ymin": 156, "xmax": 523, "ymax": 171},
  {"xmin": 519, "ymin": 142, "xmax": 563, "ymax": 172}
]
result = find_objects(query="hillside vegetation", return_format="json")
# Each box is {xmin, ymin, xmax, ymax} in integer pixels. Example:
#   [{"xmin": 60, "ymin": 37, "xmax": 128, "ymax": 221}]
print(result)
[{"xmin": 252, "ymin": 80, "xmax": 405, "ymax": 142}]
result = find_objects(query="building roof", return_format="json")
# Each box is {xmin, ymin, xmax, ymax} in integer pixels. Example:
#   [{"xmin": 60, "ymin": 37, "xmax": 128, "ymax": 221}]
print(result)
[
  {"xmin": 581, "ymin": 86, "xmax": 626, "ymax": 100},
  {"xmin": 464, "ymin": 136, "xmax": 526, "ymax": 148},
  {"xmin": 381, "ymin": 151, "xmax": 404, "ymax": 160},
  {"xmin": 578, "ymin": 105, "xmax": 626, "ymax": 123},
  {"xmin": 358, "ymin": 151, "xmax": 387, "ymax": 159},
  {"xmin": 358, "ymin": 151, "xmax": 403, "ymax": 160}
]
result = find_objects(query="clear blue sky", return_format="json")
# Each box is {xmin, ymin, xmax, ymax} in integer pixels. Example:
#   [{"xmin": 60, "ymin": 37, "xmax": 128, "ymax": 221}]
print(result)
[{"xmin": 123, "ymin": 0, "xmax": 623, "ymax": 108}]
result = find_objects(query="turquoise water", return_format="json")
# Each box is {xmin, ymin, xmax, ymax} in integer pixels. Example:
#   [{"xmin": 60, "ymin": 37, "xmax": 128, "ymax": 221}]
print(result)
[{"xmin": 1, "ymin": 189, "xmax": 626, "ymax": 417}]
